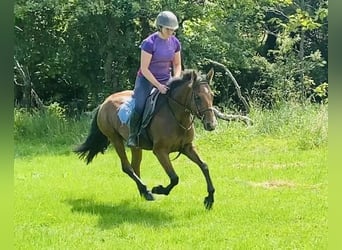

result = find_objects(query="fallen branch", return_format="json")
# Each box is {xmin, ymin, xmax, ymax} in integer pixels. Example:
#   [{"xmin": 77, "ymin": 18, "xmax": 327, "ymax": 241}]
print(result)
[
  {"xmin": 213, "ymin": 107, "xmax": 253, "ymax": 126},
  {"xmin": 205, "ymin": 58, "xmax": 250, "ymax": 114}
]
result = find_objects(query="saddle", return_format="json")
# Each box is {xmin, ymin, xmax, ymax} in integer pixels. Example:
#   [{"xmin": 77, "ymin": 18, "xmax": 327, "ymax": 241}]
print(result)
[
  {"xmin": 117, "ymin": 89, "xmax": 161, "ymax": 149},
  {"xmin": 117, "ymin": 89, "xmax": 160, "ymax": 126},
  {"xmin": 141, "ymin": 88, "xmax": 160, "ymax": 128}
]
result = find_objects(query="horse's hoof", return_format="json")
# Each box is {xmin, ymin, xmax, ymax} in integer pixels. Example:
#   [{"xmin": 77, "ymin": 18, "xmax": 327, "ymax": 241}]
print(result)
[
  {"xmin": 152, "ymin": 185, "xmax": 169, "ymax": 195},
  {"xmin": 152, "ymin": 185, "xmax": 163, "ymax": 194},
  {"xmin": 143, "ymin": 191, "xmax": 155, "ymax": 201},
  {"xmin": 204, "ymin": 196, "xmax": 214, "ymax": 210}
]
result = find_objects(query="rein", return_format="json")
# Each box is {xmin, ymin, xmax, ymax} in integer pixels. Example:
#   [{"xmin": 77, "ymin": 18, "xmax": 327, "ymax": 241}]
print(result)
[{"xmin": 166, "ymin": 96, "xmax": 195, "ymax": 130}]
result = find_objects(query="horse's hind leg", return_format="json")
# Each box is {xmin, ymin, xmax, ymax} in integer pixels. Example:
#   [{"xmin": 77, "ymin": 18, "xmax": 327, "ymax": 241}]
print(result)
[
  {"xmin": 152, "ymin": 149, "xmax": 179, "ymax": 195},
  {"xmin": 109, "ymin": 133, "xmax": 154, "ymax": 201},
  {"xmin": 182, "ymin": 143, "xmax": 215, "ymax": 209}
]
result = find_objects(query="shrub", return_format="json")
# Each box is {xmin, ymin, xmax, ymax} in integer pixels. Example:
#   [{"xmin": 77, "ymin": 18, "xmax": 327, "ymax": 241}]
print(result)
[
  {"xmin": 14, "ymin": 102, "xmax": 68, "ymax": 142},
  {"xmin": 250, "ymin": 101, "xmax": 327, "ymax": 149}
]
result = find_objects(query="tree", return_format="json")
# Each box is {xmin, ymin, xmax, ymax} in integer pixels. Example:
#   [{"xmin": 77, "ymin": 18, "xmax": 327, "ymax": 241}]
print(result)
[{"xmin": 14, "ymin": 0, "xmax": 328, "ymax": 114}]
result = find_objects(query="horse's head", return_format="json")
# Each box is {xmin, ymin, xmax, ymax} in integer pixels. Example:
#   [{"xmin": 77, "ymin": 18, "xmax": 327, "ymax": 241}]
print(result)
[
  {"xmin": 190, "ymin": 68, "xmax": 217, "ymax": 131},
  {"xmin": 168, "ymin": 69, "xmax": 217, "ymax": 131}
]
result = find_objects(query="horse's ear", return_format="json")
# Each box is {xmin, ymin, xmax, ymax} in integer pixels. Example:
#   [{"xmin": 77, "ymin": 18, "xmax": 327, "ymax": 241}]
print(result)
[
  {"xmin": 188, "ymin": 70, "xmax": 198, "ymax": 88},
  {"xmin": 206, "ymin": 68, "xmax": 214, "ymax": 82},
  {"xmin": 191, "ymin": 70, "xmax": 197, "ymax": 83}
]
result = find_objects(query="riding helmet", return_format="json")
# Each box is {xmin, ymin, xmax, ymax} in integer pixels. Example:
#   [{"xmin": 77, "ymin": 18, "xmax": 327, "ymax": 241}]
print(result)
[{"xmin": 156, "ymin": 11, "xmax": 179, "ymax": 30}]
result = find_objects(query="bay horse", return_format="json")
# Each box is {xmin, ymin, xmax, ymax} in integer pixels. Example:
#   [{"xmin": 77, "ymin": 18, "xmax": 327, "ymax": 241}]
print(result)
[{"xmin": 74, "ymin": 69, "xmax": 217, "ymax": 209}]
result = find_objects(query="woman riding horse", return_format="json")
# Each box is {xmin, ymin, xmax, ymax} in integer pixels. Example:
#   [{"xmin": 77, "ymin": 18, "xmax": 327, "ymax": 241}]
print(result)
[{"xmin": 74, "ymin": 69, "xmax": 217, "ymax": 209}]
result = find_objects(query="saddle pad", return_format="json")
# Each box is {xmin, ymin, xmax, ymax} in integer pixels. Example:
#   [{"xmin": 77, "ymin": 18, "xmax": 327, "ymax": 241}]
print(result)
[{"xmin": 117, "ymin": 97, "xmax": 135, "ymax": 124}]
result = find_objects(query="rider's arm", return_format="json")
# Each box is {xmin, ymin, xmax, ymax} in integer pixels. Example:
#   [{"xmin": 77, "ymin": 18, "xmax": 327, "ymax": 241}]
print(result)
[
  {"xmin": 140, "ymin": 51, "xmax": 167, "ymax": 93},
  {"xmin": 172, "ymin": 51, "xmax": 182, "ymax": 78}
]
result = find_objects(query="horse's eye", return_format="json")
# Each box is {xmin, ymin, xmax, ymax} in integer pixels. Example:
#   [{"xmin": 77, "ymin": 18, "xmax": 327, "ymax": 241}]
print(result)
[{"xmin": 195, "ymin": 96, "xmax": 201, "ymax": 103}]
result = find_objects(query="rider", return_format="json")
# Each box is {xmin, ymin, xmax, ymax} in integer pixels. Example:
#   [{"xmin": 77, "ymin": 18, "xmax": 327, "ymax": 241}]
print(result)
[{"xmin": 127, "ymin": 11, "xmax": 182, "ymax": 147}]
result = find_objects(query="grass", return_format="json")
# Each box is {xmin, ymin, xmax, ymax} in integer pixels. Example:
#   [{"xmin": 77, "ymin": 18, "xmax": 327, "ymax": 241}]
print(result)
[{"xmin": 14, "ymin": 103, "xmax": 328, "ymax": 249}]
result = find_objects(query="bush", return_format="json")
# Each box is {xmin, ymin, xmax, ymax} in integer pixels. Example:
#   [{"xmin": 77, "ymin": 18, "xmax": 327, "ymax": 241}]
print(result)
[
  {"xmin": 14, "ymin": 101, "xmax": 327, "ymax": 158},
  {"xmin": 14, "ymin": 102, "xmax": 86, "ymax": 144},
  {"xmin": 250, "ymin": 101, "xmax": 328, "ymax": 149}
]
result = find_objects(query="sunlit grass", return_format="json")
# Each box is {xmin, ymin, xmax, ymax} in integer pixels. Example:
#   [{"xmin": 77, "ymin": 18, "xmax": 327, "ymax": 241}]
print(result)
[{"xmin": 14, "ymin": 103, "xmax": 328, "ymax": 249}]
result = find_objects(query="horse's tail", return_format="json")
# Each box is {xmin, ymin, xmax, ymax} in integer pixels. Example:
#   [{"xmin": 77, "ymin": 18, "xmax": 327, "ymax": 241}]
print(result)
[{"xmin": 73, "ymin": 107, "xmax": 110, "ymax": 164}]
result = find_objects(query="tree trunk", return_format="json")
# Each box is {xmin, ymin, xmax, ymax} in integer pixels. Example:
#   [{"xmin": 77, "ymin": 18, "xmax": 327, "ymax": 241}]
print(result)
[
  {"xmin": 14, "ymin": 59, "xmax": 32, "ymax": 110},
  {"xmin": 298, "ymin": 0, "xmax": 306, "ymax": 101}
]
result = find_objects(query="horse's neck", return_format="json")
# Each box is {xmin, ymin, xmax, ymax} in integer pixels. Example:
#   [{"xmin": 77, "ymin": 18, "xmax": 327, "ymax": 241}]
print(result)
[
  {"xmin": 173, "ymin": 82, "xmax": 193, "ymax": 103},
  {"xmin": 168, "ymin": 85, "xmax": 193, "ymax": 121}
]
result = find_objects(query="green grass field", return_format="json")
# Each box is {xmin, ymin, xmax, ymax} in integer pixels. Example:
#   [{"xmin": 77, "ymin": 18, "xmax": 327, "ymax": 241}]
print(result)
[{"xmin": 14, "ymin": 103, "xmax": 328, "ymax": 249}]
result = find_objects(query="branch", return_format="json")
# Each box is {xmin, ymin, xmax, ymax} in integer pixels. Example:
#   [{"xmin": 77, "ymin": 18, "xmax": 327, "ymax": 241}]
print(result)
[
  {"xmin": 14, "ymin": 78, "xmax": 25, "ymax": 86},
  {"xmin": 15, "ymin": 26, "xmax": 23, "ymax": 31},
  {"xmin": 205, "ymin": 58, "xmax": 250, "ymax": 113},
  {"xmin": 31, "ymin": 89, "xmax": 44, "ymax": 109},
  {"xmin": 264, "ymin": 7, "xmax": 289, "ymax": 20},
  {"xmin": 14, "ymin": 59, "xmax": 28, "ymax": 84},
  {"xmin": 213, "ymin": 107, "xmax": 253, "ymax": 126},
  {"xmin": 14, "ymin": 58, "xmax": 45, "ymax": 109}
]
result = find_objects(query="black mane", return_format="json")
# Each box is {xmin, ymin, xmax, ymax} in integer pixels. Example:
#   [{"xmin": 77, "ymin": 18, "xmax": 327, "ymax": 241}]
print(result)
[{"xmin": 168, "ymin": 70, "xmax": 198, "ymax": 92}]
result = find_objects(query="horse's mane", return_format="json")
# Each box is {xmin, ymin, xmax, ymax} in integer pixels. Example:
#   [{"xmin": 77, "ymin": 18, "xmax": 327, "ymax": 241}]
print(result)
[{"xmin": 168, "ymin": 70, "xmax": 198, "ymax": 92}]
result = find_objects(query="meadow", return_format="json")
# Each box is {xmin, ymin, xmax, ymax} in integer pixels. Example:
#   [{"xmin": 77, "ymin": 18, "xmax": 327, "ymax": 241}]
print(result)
[{"xmin": 14, "ymin": 103, "xmax": 328, "ymax": 249}]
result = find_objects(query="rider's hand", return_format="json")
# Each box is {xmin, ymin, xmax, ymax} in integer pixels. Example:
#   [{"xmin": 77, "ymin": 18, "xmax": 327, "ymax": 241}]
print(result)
[{"xmin": 157, "ymin": 84, "xmax": 169, "ymax": 94}]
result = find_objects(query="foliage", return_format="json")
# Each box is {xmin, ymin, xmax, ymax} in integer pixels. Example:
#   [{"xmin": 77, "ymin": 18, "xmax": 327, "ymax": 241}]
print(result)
[
  {"xmin": 249, "ymin": 0, "xmax": 328, "ymax": 105},
  {"xmin": 249, "ymin": 101, "xmax": 328, "ymax": 149},
  {"xmin": 14, "ymin": 102, "xmax": 89, "ymax": 148},
  {"xmin": 14, "ymin": 0, "xmax": 328, "ymax": 113},
  {"xmin": 14, "ymin": 102, "xmax": 327, "ymax": 157}
]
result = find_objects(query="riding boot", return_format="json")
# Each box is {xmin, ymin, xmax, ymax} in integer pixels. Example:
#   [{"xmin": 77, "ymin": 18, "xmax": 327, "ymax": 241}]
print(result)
[{"xmin": 127, "ymin": 111, "xmax": 141, "ymax": 147}]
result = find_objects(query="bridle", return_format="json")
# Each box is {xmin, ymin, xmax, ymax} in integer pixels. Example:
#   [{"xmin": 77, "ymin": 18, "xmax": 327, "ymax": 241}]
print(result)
[{"xmin": 166, "ymin": 79, "xmax": 215, "ymax": 130}]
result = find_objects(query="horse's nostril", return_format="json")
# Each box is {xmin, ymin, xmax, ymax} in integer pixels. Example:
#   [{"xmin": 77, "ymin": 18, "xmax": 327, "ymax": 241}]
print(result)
[{"xmin": 205, "ymin": 122, "xmax": 216, "ymax": 131}]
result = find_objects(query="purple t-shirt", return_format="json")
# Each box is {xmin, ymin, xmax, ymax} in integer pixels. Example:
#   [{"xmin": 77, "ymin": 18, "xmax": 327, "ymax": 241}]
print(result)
[{"xmin": 138, "ymin": 32, "xmax": 181, "ymax": 84}]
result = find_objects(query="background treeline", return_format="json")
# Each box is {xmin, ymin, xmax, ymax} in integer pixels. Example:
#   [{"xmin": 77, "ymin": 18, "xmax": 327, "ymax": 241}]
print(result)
[{"xmin": 14, "ymin": 0, "xmax": 328, "ymax": 115}]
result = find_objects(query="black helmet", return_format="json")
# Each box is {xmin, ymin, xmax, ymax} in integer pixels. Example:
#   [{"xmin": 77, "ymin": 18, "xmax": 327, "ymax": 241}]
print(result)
[{"xmin": 156, "ymin": 11, "xmax": 179, "ymax": 30}]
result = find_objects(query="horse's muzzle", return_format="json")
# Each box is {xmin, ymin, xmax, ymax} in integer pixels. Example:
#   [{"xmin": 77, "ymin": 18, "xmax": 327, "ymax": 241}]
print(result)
[
  {"xmin": 200, "ymin": 108, "xmax": 217, "ymax": 131},
  {"xmin": 203, "ymin": 120, "xmax": 217, "ymax": 131}
]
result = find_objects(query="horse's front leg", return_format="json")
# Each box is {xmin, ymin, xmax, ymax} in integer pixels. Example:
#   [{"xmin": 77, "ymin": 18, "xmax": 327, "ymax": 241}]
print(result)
[
  {"xmin": 152, "ymin": 148, "xmax": 179, "ymax": 195},
  {"xmin": 182, "ymin": 144, "xmax": 215, "ymax": 209}
]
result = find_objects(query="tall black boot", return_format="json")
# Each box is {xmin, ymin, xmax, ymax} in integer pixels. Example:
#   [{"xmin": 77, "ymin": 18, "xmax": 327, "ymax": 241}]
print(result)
[{"xmin": 127, "ymin": 111, "xmax": 141, "ymax": 147}]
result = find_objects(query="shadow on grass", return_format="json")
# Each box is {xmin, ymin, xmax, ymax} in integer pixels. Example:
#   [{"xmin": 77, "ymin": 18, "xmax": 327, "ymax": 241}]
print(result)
[{"xmin": 64, "ymin": 198, "xmax": 174, "ymax": 229}]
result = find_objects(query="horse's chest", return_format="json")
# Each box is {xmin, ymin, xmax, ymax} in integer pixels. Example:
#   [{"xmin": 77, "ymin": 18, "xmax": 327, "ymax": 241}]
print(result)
[{"xmin": 173, "ymin": 128, "xmax": 194, "ymax": 144}]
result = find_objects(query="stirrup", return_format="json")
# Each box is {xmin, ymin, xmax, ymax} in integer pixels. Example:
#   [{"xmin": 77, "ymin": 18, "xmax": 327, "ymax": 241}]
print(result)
[{"xmin": 127, "ymin": 137, "xmax": 137, "ymax": 147}]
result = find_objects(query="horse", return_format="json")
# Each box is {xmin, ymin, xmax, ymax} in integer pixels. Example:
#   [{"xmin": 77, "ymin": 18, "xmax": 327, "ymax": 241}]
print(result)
[{"xmin": 74, "ymin": 69, "xmax": 218, "ymax": 209}]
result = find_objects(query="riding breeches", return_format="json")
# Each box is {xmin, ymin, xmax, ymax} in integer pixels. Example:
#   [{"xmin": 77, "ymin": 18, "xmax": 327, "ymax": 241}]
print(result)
[{"xmin": 132, "ymin": 76, "xmax": 155, "ymax": 115}]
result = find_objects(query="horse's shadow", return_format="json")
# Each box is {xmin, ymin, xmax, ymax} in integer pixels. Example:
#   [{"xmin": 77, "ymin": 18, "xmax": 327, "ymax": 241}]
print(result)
[{"xmin": 64, "ymin": 198, "xmax": 174, "ymax": 229}]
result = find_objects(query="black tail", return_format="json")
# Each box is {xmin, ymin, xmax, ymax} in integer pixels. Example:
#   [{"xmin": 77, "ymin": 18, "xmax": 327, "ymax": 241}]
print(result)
[{"xmin": 73, "ymin": 107, "xmax": 110, "ymax": 164}]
